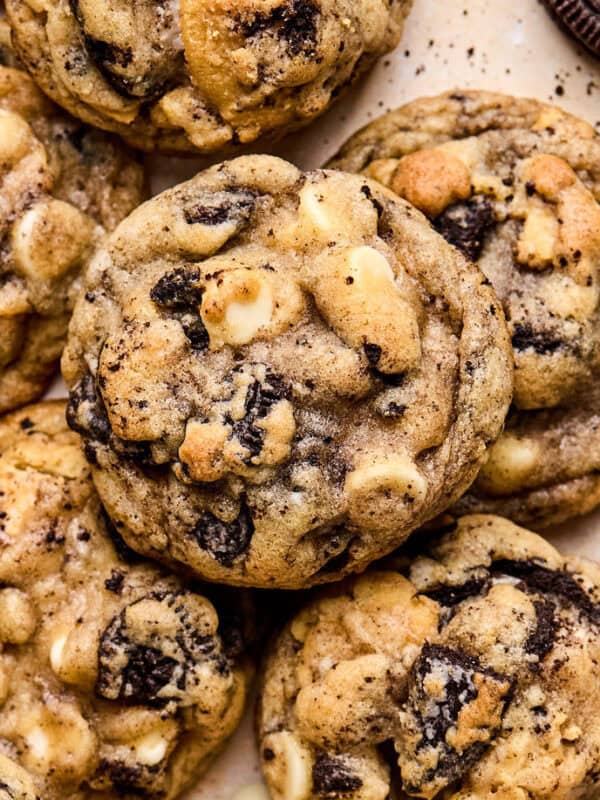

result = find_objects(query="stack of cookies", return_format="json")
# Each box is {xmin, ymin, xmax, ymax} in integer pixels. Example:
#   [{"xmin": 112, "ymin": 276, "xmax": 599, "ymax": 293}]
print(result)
[{"xmin": 0, "ymin": 1, "xmax": 599, "ymax": 799}]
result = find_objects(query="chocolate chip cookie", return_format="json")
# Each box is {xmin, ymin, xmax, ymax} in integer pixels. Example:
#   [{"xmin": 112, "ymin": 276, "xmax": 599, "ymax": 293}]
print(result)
[
  {"xmin": 259, "ymin": 514, "xmax": 600, "ymax": 799},
  {"xmin": 4, "ymin": 0, "xmax": 413, "ymax": 153},
  {"xmin": 62, "ymin": 154, "xmax": 512, "ymax": 589},
  {"xmin": 330, "ymin": 91, "xmax": 600, "ymax": 527},
  {"xmin": 0, "ymin": 401, "xmax": 250, "ymax": 799},
  {"xmin": 0, "ymin": 63, "xmax": 143, "ymax": 415}
]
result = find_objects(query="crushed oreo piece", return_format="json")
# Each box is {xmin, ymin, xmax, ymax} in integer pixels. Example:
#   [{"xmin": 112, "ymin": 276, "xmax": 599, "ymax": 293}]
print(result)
[
  {"xmin": 190, "ymin": 502, "xmax": 255, "ymax": 566},
  {"xmin": 493, "ymin": 559, "xmax": 600, "ymax": 624},
  {"xmin": 150, "ymin": 268, "xmax": 202, "ymax": 308},
  {"xmin": 231, "ymin": 370, "xmax": 290, "ymax": 460},
  {"xmin": 238, "ymin": 0, "xmax": 320, "ymax": 58},
  {"xmin": 183, "ymin": 189, "xmax": 257, "ymax": 227},
  {"xmin": 511, "ymin": 323, "xmax": 564, "ymax": 355},
  {"xmin": 312, "ymin": 754, "xmax": 363, "ymax": 795},
  {"xmin": 435, "ymin": 196, "xmax": 496, "ymax": 261},
  {"xmin": 66, "ymin": 372, "xmax": 112, "ymax": 443}
]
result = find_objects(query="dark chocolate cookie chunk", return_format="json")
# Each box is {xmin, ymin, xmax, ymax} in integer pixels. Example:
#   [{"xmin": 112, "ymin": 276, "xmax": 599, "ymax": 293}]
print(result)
[
  {"xmin": 259, "ymin": 514, "xmax": 600, "ymax": 800},
  {"xmin": 4, "ymin": 0, "xmax": 412, "ymax": 152},
  {"xmin": 62, "ymin": 155, "xmax": 512, "ymax": 589},
  {"xmin": 330, "ymin": 90, "xmax": 600, "ymax": 528},
  {"xmin": 544, "ymin": 0, "xmax": 600, "ymax": 57}
]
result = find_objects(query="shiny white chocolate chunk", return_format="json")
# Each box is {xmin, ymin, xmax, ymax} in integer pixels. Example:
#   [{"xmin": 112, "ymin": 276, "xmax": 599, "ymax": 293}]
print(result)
[
  {"xmin": 25, "ymin": 726, "xmax": 49, "ymax": 760},
  {"xmin": 201, "ymin": 270, "xmax": 274, "ymax": 347},
  {"xmin": 312, "ymin": 245, "xmax": 421, "ymax": 374},
  {"xmin": 50, "ymin": 633, "xmax": 68, "ymax": 674},
  {"xmin": 0, "ymin": 110, "xmax": 33, "ymax": 167},
  {"xmin": 11, "ymin": 200, "xmax": 96, "ymax": 281},
  {"xmin": 517, "ymin": 206, "xmax": 559, "ymax": 268},
  {"xmin": 135, "ymin": 731, "xmax": 169, "ymax": 766},
  {"xmin": 224, "ymin": 282, "xmax": 273, "ymax": 344},
  {"xmin": 262, "ymin": 731, "xmax": 312, "ymax": 800},
  {"xmin": 345, "ymin": 453, "xmax": 428, "ymax": 505},
  {"xmin": 0, "ymin": 588, "xmax": 36, "ymax": 644},
  {"xmin": 477, "ymin": 434, "xmax": 541, "ymax": 495}
]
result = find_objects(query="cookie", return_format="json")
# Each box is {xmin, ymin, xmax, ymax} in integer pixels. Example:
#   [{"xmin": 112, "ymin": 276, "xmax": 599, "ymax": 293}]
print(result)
[
  {"xmin": 330, "ymin": 90, "xmax": 600, "ymax": 527},
  {"xmin": 0, "ymin": 64, "xmax": 144, "ymax": 415},
  {"xmin": 543, "ymin": 0, "xmax": 600, "ymax": 58},
  {"xmin": 4, "ymin": 0, "xmax": 412, "ymax": 154},
  {"xmin": 0, "ymin": 4, "xmax": 17, "ymax": 66},
  {"xmin": 62, "ymin": 154, "xmax": 512, "ymax": 589},
  {"xmin": 0, "ymin": 401, "xmax": 250, "ymax": 799},
  {"xmin": 258, "ymin": 514, "xmax": 600, "ymax": 800}
]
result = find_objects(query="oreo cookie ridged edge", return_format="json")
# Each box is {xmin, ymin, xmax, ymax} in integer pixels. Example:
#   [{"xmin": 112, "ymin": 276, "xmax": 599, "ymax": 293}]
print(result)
[{"xmin": 544, "ymin": 0, "xmax": 600, "ymax": 57}]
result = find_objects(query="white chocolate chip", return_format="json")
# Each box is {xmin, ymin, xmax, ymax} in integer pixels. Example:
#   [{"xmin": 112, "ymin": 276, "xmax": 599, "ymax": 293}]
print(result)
[
  {"xmin": 0, "ymin": 588, "xmax": 36, "ymax": 644},
  {"xmin": 225, "ymin": 282, "xmax": 273, "ymax": 344},
  {"xmin": 517, "ymin": 206, "xmax": 559, "ymax": 268},
  {"xmin": 11, "ymin": 199, "xmax": 97, "ymax": 281},
  {"xmin": 201, "ymin": 269, "xmax": 276, "ymax": 348},
  {"xmin": 50, "ymin": 633, "xmax": 68, "ymax": 674},
  {"xmin": 477, "ymin": 434, "xmax": 541, "ymax": 495},
  {"xmin": 25, "ymin": 726, "xmax": 49, "ymax": 760},
  {"xmin": 312, "ymin": 245, "xmax": 421, "ymax": 374},
  {"xmin": 135, "ymin": 731, "xmax": 169, "ymax": 766},
  {"xmin": 0, "ymin": 110, "xmax": 33, "ymax": 167},
  {"xmin": 345, "ymin": 453, "xmax": 427, "ymax": 506},
  {"xmin": 261, "ymin": 731, "xmax": 312, "ymax": 800}
]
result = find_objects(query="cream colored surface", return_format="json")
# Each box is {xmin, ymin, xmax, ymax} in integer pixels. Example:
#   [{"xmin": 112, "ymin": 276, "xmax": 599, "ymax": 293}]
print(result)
[{"xmin": 46, "ymin": 0, "xmax": 599, "ymax": 795}]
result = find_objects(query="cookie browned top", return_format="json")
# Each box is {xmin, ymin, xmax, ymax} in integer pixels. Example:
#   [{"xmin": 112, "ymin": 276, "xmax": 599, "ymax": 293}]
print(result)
[
  {"xmin": 259, "ymin": 514, "xmax": 600, "ymax": 800},
  {"xmin": 5, "ymin": 0, "xmax": 412, "ymax": 153},
  {"xmin": 0, "ymin": 402, "xmax": 249, "ymax": 800},
  {"xmin": 0, "ymin": 64, "xmax": 143, "ymax": 414},
  {"xmin": 330, "ymin": 91, "xmax": 600, "ymax": 526},
  {"xmin": 62, "ymin": 154, "xmax": 511, "ymax": 589}
]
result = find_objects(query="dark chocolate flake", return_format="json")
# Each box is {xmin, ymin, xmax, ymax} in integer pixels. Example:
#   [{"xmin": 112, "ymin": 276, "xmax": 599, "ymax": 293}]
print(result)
[
  {"xmin": 312, "ymin": 754, "xmax": 363, "ymax": 796},
  {"xmin": 190, "ymin": 502, "xmax": 255, "ymax": 566},
  {"xmin": 511, "ymin": 323, "xmax": 564, "ymax": 356},
  {"xmin": 434, "ymin": 196, "xmax": 496, "ymax": 261},
  {"xmin": 150, "ymin": 268, "xmax": 202, "ymax": 308}
]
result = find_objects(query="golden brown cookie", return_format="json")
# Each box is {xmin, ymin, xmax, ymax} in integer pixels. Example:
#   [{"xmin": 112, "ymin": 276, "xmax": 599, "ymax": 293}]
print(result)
[
  {"xmin": 0, "ymin": 401, "xmax": 250, "ymax": 799},
  {"xmin": 330, "ymin": 90, "xmax": 600, "ymax": 527},
  {"xmin": 0, "ymin": 63, "xmax": 144, "ymax": 415},
  {"xmin": 62, "ymin": 154, "xmax": 512, "ymax": 589},
  {"xmin": 5, "ymin": 0, "xmax": 412, "ymax": 153},
  {"xmin": 258, "ymin": 514, "xmax": 600, "ymax": 799}
]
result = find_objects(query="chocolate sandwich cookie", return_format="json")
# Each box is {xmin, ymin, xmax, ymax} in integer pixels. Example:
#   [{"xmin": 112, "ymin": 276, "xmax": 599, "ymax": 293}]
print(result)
[
  {"xmin": 544, "ymin": 0, "xmax": 600, "ymax": 58},
  {"xmin": 330, "ymin": 91, "xmax": 600, "ymax": 527},
  {"xmin": 4, "ymin": 0, "xmax": 413, "ymax": 153},
  {"xmin": 0, "ymin": 401, "xmax": 250, "ymax": 800},
  {"xmin": 259, "ymin": 514, "xmax": 600, "ymax": 799},
  {"xmin": 62, "ymin": 154, "xmax": 512, "ymax": 589},
  {"xmin": 0, "ymin": 62, "xmax": 143, "ymax": 414}
]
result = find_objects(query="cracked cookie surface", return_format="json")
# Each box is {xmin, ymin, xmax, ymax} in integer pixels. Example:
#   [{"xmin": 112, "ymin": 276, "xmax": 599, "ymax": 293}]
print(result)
[
  {"xmin": 4, "ymin": 0, "xmax": 412, "ymax": 153},
  {"xmin": 330, "ymin": 91, "xmax": 600, "ymax": 527},
  {"xmin": 62, "ymin": 154, "xmax": 511, "ymax": 589},
  {"xmin": 0, "ymin": 63, "xmax": 143, "ymax": 415},
  {"xmin": 0, "ymin": 401, "xmax": 249, "ymax": 800},
  {"xmin": 258, "ymin": 514, "xmax": 600, "ymax": 800}
]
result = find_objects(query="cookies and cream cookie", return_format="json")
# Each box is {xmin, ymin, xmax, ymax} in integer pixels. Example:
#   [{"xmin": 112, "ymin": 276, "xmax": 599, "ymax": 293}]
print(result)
[
  {"xmin": 0, "ymin": 401, "xmax": 250, "ymax": 799},
  {"xmin": 330, "ymin": 91, "xmax": 600, "ymax": 526},
  {"xmin": 259, "ymin": 514, "xmax": 600, "ymax": 799},
  {"xmin": 0, "ymin": 63, "xmax": 143, "ymax": 414},
  {"xmin": 4, "ymin": 0, "xmax": 413, "ymax": 153},
  {"xmin": 62, "ymin": 154, "xmax": 512, "ymax": 589}
]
